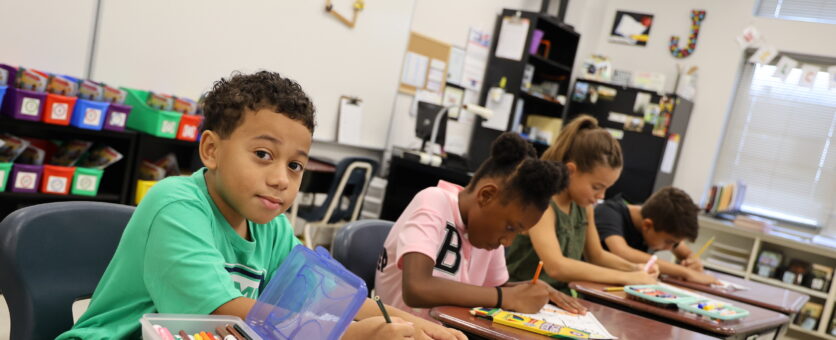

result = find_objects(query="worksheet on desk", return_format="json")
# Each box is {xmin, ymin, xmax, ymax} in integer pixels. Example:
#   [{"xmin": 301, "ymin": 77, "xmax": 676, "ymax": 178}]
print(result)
[{"xmin": 517, "ymin": 304, "xmax": 617, "ymax": 339}]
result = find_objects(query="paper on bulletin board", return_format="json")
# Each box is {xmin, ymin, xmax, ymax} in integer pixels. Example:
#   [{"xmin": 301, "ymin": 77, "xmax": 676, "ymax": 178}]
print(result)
[
  {"xmin": 401, "ymin": 52, "xmax": 429, "ymax": 89},
  {"xmin": 447, "ymin": 46, "xmax": 466, "ymax": 85},
  {"xmin": 462, "ymin": 28, "xmax": 491, "ymax": 91},
  {"xmin": 337, "ymin": 97, "xmax": 363, "ymax": 145},
  {"xmin": 660, "ymin": 133, "xmax": 681, "ymax": 174},
  {"xmin": 426, "ymin": 59, "xmax": 447, "ymax": 93},
  {"xmin": 495, "ymin": 16, "xmax": 530, "ymax": 61},
  {"xmin": 483, "ymin": 89, "xmax": 514, "ymax": 131}
]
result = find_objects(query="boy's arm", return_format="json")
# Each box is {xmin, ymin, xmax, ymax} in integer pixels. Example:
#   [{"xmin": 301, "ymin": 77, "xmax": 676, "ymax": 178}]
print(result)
[
  {"xmin": 212, "ymin": 297, "xmax": 256, "ymax": 319},
  {"xmin": 400, "ymin": 252, "xmax": 548, "ymax": 313},
  {"xmin": 582, "ymin": 206, "xmax": 649, "ymax": 273},
  {"xmin": 528, "ymin": 207, "xmax": 656, "ymax": 286},
  {"xmin": 354, "ymin": 298, "xmax": 467, "ymax": 340},
  {"xmin": 603, "ymin": 235, "xmax": 717, "ymax": 284},
  {"xmin": 674, "ymin": 242, "xmax": 705, "ymax": 271}
]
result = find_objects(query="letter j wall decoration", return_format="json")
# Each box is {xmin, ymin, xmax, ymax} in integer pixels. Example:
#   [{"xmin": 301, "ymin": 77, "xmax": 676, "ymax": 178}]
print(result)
[{"xmin": 670, "ymin": 10, "xmax": 706, "ymax": 59}]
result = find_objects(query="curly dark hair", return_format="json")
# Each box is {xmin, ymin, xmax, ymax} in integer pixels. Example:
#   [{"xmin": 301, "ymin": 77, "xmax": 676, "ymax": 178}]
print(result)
[
  {"xmin": 641, "ymin": 186, "xmax": 700, "ymax": 242},
  {"xmin": 201, "ymin": 71, "xmax": 316, "ymax": 137},
  {"xmin": 468, "ymin": 132, "xmax": 569, "ymax": 211}
]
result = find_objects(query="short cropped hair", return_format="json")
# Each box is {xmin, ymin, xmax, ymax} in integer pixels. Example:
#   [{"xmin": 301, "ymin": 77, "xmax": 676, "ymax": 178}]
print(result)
[
  {"xmin": 641, "ymin": 186, "xmax": 700, "ymax": 242},
  {"xmin": 201, "ymin": 71, "xmax": 316, "ymax": 137}
]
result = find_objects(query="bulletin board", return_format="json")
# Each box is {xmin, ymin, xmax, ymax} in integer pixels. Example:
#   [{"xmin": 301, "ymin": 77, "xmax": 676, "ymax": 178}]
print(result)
[{"xmin": 398, "ymin": 32, "xmax": 452, "ymax": 95}]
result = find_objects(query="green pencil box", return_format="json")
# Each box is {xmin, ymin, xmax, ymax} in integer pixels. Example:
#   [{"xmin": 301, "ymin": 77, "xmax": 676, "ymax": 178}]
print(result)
[{"xmin": 624, "ymin": 284, "xmax": 698, "ymax": 307}]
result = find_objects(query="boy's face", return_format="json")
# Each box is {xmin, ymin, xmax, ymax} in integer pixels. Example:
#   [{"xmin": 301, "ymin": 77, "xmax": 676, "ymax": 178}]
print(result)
[
  {"xmin": 202, "ymin": 109, "xmax": 312, "ymax": 225},
  {"xmin": 640, "ymin": 219, "xmax": 682, "ymax": 251},
  {"xmin": 467, "ymin": 184, "xmax": 543, "ymax": 250}
]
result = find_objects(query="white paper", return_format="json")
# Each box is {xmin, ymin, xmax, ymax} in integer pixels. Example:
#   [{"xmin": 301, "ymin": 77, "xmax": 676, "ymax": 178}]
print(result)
[
  {"xmin": 711, "ymin": 279, "xmax": 750, "ymax": 291},
  {"xmin": 660, "ymin": 136, "xmax": 680, "ymax": 174},
  {"xmin": 799, "ymin": 64, "xmax": 821, "ymax": 88},
  {"xmin": 337, "ymin": 97, "xmax": 363, "ymax": 145},
  {"xmin": 517, "ymin": 304, "xmax": 617, "ymax": 339},
  {"xmin": 495, "ymin": 17, "xmax": 529, "ymax": 61},
  {"xmin": 613, "ymin": 14, "xmax": 646, "ymax": 42},
  {"xmin": 748, "ymin": 46, "xmax": 777, "ymax": 65},
  {"xmin": 633, "ymin": 93, "xmax": 651, "ymax": 114},
  {"xmin": 401, "ymin": 52, "xmax": 429, "ymax": 88},
  {"xmin": 737, "ymin": 25, "xmax": 761, "ymax": 48},
  {"xmin": 463, "ymin": 28, "xmax": 491, "ymax": 91},
  {"xmin": 483, "ymin": 90, "xmax": 513, "ymax": 131},
  {"xmin": 608, "ymin": 112, "xmax": 627, "ymax": 124},
  {"xmin": 828, "ymin": 66, "xmax": 836, "ymax": 90},
  {"xmin": 447, "ymin": 46, "xmax": 466, "ymax": 85},
  {"xmin": 773, "ymin": 56, "xmax": 798, "ymax": 82}
]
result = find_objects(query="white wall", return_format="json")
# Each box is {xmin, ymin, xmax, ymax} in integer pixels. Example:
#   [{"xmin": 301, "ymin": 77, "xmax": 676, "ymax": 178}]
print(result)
[
  {"xmin": 581, "ymin": 0, "xmax": 836, "ymax": 202},
  {"xmin": 0, "ymin": 0, "xmax": 98, "ymax": 78}
]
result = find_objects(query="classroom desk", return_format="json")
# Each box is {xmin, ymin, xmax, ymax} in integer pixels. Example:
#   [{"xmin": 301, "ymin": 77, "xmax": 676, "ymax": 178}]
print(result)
[
  {"xmin": 661, "ymin": 270, "xmax": 809, "ymax": 316},
  {"xmin": 569, "ymin": 281, "xmax": 789, "ymax": 339},
  {"xmin": 430, "ymin": 300, "xmax": 717, "ymax": 340}
]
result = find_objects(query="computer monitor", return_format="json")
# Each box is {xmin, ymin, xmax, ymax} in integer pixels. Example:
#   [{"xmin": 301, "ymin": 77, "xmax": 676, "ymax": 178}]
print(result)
[{"xmin": 415, "ymin": 101, "xmax": 446, "ymax": 151}]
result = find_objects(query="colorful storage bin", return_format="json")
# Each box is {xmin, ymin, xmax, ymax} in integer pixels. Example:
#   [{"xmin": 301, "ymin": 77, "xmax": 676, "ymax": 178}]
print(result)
[
  {"xmin": 10, "ymin": 164, "xmax": 43, "ymax": 193},
  {"xmin": 2, "ymin": 88, "xmax": 46, "ymax": 121},
  {"xmin": 70, "ymin": 99, "xmax": 109, "ymax": 130},
  {"xmin": 124, "ymin": 88, "xmax": 182, "ymax": 138},
  {"xmin": 135, "ymin": 179, "xmax": 158, "ymax": 204},
  {"xmin": 42, "ymin": 93, "xmax": 77, "ymax": 125},
  {"xmin": 0, "ymin": 162, "xmax": 11, "ymax": 192},
  {"xmin": 103, "ymin": 103, "xmax": 132, "ymax": 131},
  {"xmin": 40, "ymin": 165, "xmax": 76, "ymax": 195},
  {"xmin": 177, "ymin": 114, "xmax": 203, "ymax": 142},
  {"xmin": 71, "ymin": 167, "xmax": 103, "ymax": 196}
]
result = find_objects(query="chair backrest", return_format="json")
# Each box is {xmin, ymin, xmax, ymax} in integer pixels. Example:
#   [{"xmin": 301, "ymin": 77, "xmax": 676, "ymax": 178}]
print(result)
[
  {"xmin": 317, "ymin": 157, "xmax": 379, "ymax": 224},
  {"xmin": 331, "ymin": 219, "xmax": 393, "ymax": 295},
  {"xmin": 0, "ymin": 201, "xmax": 134, "ymax": 340}
]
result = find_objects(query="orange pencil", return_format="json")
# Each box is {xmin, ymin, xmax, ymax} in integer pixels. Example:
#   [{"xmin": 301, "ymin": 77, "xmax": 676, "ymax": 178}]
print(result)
[{"xmin": 532, "ymin": 261, "xmax": 544, "ymax": 284}]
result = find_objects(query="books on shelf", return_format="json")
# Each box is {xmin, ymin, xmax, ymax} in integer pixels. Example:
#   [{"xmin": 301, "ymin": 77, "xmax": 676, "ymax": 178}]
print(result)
[{"xmin": 704, "ymin": 181, "xmax": 747, "ymax": 214}]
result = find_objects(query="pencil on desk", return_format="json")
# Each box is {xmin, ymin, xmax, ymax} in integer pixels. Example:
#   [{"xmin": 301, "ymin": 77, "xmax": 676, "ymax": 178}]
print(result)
[
  {"xmin": 604, "ymin": 287, "xmax": 624, "ymax": 292},
  {"xmin": 695, "ymin": 236, "xmax": 716, "ymax": 258},
  {"xmin": 374, "ymin": 295, "xmax": 392, "ymax": 323},
  {"xmin": 532, "ymin": 260, "xmax": 544, "ymax": 284}
]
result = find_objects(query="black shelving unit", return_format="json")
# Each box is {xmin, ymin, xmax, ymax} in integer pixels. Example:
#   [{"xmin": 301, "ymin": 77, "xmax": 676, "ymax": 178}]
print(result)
[
  {"xmin": 467, "ymin": 9, "xmax": 580, "ymax": 170},
  {"xmin": 0, "ymin": 115, "xmax": 199, "ymax": 219},
  {"xmin": 563, "ymin": 79, "xmax": 693, "ymax": 203}
]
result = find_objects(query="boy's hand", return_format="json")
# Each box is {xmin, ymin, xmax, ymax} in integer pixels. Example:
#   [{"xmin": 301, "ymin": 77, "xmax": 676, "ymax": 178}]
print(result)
[
  {"xmin": 344, "ymin": 316, "xmax": 415, "ymax": 339},
  {"xmin": 504, "ymin": 283, "xmax": 549, "ymax": 313},
  {"xmin": 411, "ymin": 317, "xmax": 467, "ymax": 340},
  {"xmin": 540, "ymin": 281, "xmax": 587, "ymax": 315},
  {"xmin": 685, "ymin": 270, "xmax": 721, "ymax": 285},
  {"xmin": 634, "ymin": 262, "xmax": 660, "ymax": 278},
  {"xmin": 680, "ymin": 256, "xmax": 704, "ymax": 271}
]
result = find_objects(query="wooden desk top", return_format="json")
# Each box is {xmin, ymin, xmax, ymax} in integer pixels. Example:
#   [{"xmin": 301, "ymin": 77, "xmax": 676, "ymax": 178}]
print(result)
[
  {"xmin": 661, "ymin": 270, "xmax": 809, "ymax": 315},
  {"xmin": 569, "ymin": 281, "xmax": 789, "ymax": 337},
  {"xmin": 430, "ymin": 300, "xmax": 716, "ymax": 340}
]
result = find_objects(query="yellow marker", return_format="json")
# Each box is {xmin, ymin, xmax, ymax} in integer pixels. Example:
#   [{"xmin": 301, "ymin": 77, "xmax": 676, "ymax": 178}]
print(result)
[
  {"xmin": 604, "ymin": 287, "xmax": 624, "ymax": 292},
  {"xmin": 695, "ymin": 236, "xmax": 716, "ymax": 258}
]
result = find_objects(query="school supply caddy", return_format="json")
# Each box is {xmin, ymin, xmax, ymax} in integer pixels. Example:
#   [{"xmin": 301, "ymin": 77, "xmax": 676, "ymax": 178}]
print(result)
[
  {"xmin": 624, "ymin": 284, "xmax": 750, "ymax": 321},
  {"xmin": 245, "ymin": 245, "xmax": 368, "ymax": 340}
]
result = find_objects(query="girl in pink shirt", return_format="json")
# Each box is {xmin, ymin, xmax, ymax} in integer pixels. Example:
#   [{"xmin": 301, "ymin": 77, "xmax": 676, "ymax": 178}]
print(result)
[{"xmin": 375, "ymin": 132, "xmax": 587, "ymax": 320}]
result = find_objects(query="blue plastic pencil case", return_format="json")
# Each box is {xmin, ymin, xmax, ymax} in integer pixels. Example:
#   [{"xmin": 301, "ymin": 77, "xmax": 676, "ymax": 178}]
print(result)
[
  {"xmin": 246, "ymin": 245, "xmax": 368, "ymax": 340},
  {"xmin": 624, "ymin": 284, "xmax": 699, "ymax": 306}
]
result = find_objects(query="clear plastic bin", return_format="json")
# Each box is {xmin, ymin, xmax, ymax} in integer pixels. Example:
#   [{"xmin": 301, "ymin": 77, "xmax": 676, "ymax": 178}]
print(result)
[
  {"xmin": 246, "ymin": 245, "xmax": 368, "ymax": 340},
  {"xmin": 140, "ymin": 313, "xmax": 263, "ymax": 340}
]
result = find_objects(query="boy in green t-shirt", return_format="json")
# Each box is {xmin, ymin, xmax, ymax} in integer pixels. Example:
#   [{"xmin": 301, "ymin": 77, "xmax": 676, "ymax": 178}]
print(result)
[{"xmin": 58, "ymin": 71, "xmax": 465, "ymax": 340}]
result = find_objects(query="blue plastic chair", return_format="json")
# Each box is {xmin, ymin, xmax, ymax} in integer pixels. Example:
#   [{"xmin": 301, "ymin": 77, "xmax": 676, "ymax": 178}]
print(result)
[
  {"xmin": 0, "ymin": 201, "xmax": 134, "ymax": 340},
  {"xmin": 299, "ymin": 157, "xmax": 378, "ymax": 248},
  {"xmin": 331, "ymin": 219, "xmax": 394, "ymax": 296}
]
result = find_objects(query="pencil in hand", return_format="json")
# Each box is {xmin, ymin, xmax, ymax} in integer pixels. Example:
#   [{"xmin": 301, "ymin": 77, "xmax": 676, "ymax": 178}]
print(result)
[
  {"xmin": 694, "ymin": 236, "xmax": 715, "ymax": 258},
  {"xmin": 532, "ymin": 260, "xmax": 544, "ymax": 284},
  {"xmin": 374, "ymin": 295, "xmax": 392, "ymax": 323}
]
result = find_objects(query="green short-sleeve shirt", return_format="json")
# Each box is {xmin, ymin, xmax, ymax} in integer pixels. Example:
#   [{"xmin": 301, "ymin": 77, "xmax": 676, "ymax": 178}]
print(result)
[
  {"xmin": 57, "ymin": 168, "xmax": 301, "ymax": 340},
  {"xmin": 506, "ymin": 200, "xmax": 587, "ymax": 293}
]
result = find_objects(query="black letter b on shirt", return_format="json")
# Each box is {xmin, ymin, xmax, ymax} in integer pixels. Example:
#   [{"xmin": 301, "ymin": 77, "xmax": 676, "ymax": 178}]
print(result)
[{"xmin": 434, "ymin": 223, "xmax": 462, "ymax": 275}]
